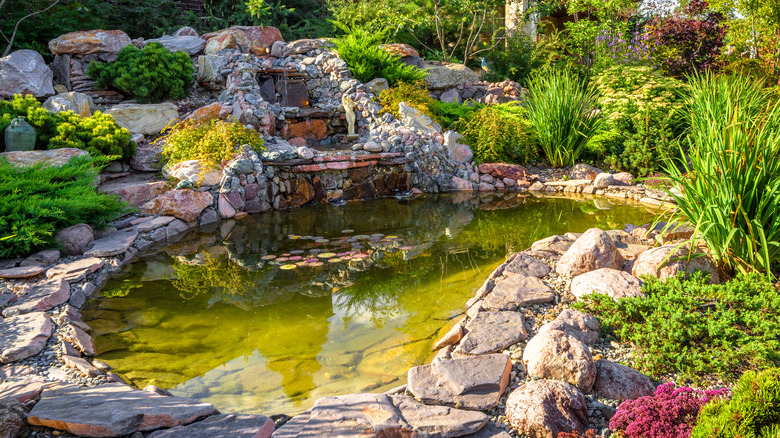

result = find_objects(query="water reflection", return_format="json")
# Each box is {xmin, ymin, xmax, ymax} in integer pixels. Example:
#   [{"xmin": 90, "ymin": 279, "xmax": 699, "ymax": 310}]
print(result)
[{"xmin": 82, "ymin": 193, "xmax": 657, "ymax": 415}]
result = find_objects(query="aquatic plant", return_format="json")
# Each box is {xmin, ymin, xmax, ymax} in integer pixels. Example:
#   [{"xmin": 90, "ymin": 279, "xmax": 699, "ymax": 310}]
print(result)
[{"xmin": 610, "ymin": 383, "xmax": 729, "ymax": 438}]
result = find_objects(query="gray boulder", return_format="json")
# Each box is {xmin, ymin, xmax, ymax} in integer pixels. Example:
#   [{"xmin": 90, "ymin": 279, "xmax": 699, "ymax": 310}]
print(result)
[
  {"xmin": 0, "ymin": 50, "xmax": 54, "ymax": 99},
  {"xmin": 142, "ymin": 35, "xmax": 206, "ymax": 56},
  {"xmin": 423, "ymin": 61, "xmax": 479, "ymax": 90}
]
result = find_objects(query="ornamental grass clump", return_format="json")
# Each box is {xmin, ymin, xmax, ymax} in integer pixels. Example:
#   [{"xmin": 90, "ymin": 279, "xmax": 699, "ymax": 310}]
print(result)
[
  {"xmin": 159, "ymin": 119, "xmax": 264, "ymax": 170},
  {"xmin": 525, "ymin": 69, "xmax": 603, "ymax": 167},
  {"xmin": 610, "ymin": 383, "xmax": 728, "ymax": 438},
  {"xmin": 692, "ymin": 368, "xmax": 780, "ymax": 437},
  {"xmin": 660, "ymin": 73, "xmax": 780, "ymax": 276}
]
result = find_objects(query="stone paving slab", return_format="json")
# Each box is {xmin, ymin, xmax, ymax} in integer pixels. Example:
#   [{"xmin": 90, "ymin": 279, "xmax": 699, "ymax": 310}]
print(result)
[
  {"xmin": 2, "ymin": 279, "xmax": 69, "ymax": 317},
  {"xmin": 0, "ymin": 265, "xmax": 45, "ymax": 279},
  {"xmin": 46, "ymin": 257, "xmax": 104, "ymax": 281},
  {"xmin": 0, "ymin": 312, "xmax": 53, "ymax": 363},
  {"xmin": 503, "ymin": 253, "xmax": 551, "ymax": 278},
  {"xmin": 148, "ymin": 413, "xmax": 275, "ymax": 438},
  {"xmin": 454, "ymin": 311, "xmax": 528, "ymax": 356},
  {"xmin": 27, "ymin": 383, "xmax": 218, "ymax": 437},
  {"xmin": 391, "ymin": 394, "xmax": 488, "ymax": 437},
  {"xmin": 407, "ymin": 354, "xmax": 512, "ymax": 411},
  {"xmin": 84, "ymin": 229, "xmax": 138, "ymax": 257},
  {"xmin": 482, "ymin": 275, "xmax": 554, "ymax": 311}
]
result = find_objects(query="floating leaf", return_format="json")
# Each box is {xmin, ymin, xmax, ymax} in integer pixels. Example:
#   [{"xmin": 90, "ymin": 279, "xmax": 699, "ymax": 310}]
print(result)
[
  {"xmin": 318, "ymin": 252, "xmax": 337, "ymax": 258},
  {"xmin": 261, "ymin": 255, "xmax": 276, "ymax": 260},
  {"xmin": 280, "ymin": 264, "xmax": 297, "ymax": 270}
]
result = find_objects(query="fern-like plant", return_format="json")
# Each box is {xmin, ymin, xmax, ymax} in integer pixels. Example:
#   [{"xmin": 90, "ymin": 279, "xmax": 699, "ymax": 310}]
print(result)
[
  {"xmin": 333, "ymin": 25, "xmax": 427, "ymax": 86},
  {"xmin": 88, "ymin": 42, "xmax": 194, "ymax": 103}
]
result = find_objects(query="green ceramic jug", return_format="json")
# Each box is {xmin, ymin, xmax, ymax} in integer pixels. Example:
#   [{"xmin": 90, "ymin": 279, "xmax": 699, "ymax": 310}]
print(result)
[{"xmin": 4, "ymin": 117, "xmax": 37, "ymax": 152}]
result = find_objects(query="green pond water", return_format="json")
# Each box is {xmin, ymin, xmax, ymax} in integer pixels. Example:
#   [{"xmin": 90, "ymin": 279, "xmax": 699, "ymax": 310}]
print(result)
[{"xmin": 82, "ymin": 193, "xmax": 655, "ymax": 416}]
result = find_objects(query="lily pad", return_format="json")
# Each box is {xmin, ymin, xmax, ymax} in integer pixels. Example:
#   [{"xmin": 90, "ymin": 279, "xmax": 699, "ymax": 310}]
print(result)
[
  {"xmin": 318, "ymin": 252, "xmax": 337, "ymax": 259},
  {"xmin": 280, "ymin": 264, "xmax": 297, "ymax": 270}
]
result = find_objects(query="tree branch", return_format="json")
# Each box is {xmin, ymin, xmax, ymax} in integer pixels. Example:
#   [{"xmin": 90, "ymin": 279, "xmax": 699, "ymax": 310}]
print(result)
[{"xmin": 3, "ymin": 0, "xmax": 62, "ymax": 57}]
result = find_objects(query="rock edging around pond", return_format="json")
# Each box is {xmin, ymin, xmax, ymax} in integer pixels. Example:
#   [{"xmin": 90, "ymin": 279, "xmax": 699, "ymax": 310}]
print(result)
[{"xmin": 0, "ymin": 193, "xmax": 714, "ymax": 437}]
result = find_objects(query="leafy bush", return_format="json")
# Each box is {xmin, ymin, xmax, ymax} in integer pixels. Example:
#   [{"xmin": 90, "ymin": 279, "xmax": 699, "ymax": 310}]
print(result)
[
  {"xmin": 572, "ymin": 273, "xmax": 780, "ymax": 383},
  {"xmin": 88, "ymin": 43, "xmax": 194, "ymax": 104},
  {"xmin": 481, "ymin": 33, "xmax": 547, "ymax": 86},
  {"xmin": 429, "ymin": 100, "xmax": 482, "ymax": 131},
  {"xmin": 610, "ymin": 383, "xmax": 728, "ymax": 438},
  {"xmin": 0, "ymin": 155, "xmax": 129, "ymax": 258},
  {"xmin": 525, "ymin": 69, "xmax": 603, "ymax": 167},
  {"xmin": 378, "ymin": 81, "xmax": 434, "ymax": 120},
  {"xmin": 456, "ymin": 103, "xmax": 537, "ymax": 165},
  {"xmin": 0, "ymin": 95, "xmax": 134, "ymax": 160},
  {"xmin": 588, "ymin": 66, "xmax": 687, "ymax": 176},
  {"xmin": 647, "ymin": 0, "xmax": 727, "ymax": 77},
  {"xmin": 333, "ymin": 26, "xmax": 427, "ymax": 86},
  {"xmin": 160, "ymin": 119, "xmax": 265, "ymax": 170},
  {"xmin": 661, "ymin": 73, "xmax": 780, "ymax": 275},
  {"xmin": 692, "ymin": 368, "xmax": 780, "ymax": 438}
]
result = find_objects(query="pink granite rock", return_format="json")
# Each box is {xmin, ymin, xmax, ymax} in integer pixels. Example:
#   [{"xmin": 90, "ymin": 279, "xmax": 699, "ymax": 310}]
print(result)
[{"xmin": 505, "ymin": 380, "xmax": 588, "ymax": 438}]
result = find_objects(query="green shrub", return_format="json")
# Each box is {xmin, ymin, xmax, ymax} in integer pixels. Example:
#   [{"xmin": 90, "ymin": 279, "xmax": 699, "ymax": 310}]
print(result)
[
  {"xmin": 160, "ymin": 119, "xmax": 265, "ymax": 171},
  {"xmin": 88, "ymin": 43, "xmax": 194, "ymax": 104},
  {"xmin": 378, "ymin": 81, "xmax": 435, "ymax": 119},
  {"xmin": 692, "ymin": 368, "xmax": 780, "ymax": 438},
  {"xmin": 572, "ymin": 273, "xmax": 780, "ymax": 384},
  {"xmin": 333, "ymin": 26, "xmax": 427, "ymax": 86},
  {"xmin": 525, "ymin": 69, "xmax": 603, "ymax": 167},
  {"xmin": 456, "ymin": 103, "xmax": 537, "ymax": 165},
  {"xmin": 481, "ymin": 33, "xmax": 547, "ymax": 86},
  {"xmin": 588, "ymin": 66, "xmax": 687, "ymax": 176},
  {"xmin": 661, "ymin": 73, "xmax": 780, "ymax": 276},
  {"xmin": 0, "ymin": 156, "xmax": 130, "ymax": 258},
  {"xmin": 0, "ymin": 95, "xmax": 134, "ymax": 160},
  {"xmin": 429, "ymin": 100, "xmax": 482, "ymax": 131}
]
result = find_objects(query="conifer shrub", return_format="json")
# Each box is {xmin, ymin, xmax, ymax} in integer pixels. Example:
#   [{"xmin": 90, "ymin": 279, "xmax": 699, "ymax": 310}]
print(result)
[
  {"xmin": 692, "ymin": 368, "xmax": 780, "ymax": 437},
  {"xmin": 0, "ymin": 94, "xmax": 134, "ymax": 160},
  {"xmin": 456, "ymin": 103, "xmax": 537, "ymax": 164},
  {"xmin": 572, "ymin": 273, "xmax": 780, "ymax": 383},
  {"xmin": 159, "ymin": 119, "xmax": 265, "ymax": 170},
  {"xmin": 0, "ymin": 156, "xmax": 129, "ymax": 258},
  {"xmin": 87, "ymin": 42, "xmax": 194, "ymax": 103},
  {"xmin": 429, "ymin": 100, "xmax": 482, "ymax": 130},
  {"xmin": 610, "ymin": 383, "xmax": 728, "ymax": 438}
]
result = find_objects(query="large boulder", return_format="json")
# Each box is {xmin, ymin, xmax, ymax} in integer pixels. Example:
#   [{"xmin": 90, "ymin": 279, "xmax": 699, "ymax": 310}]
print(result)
[
  {"xmin": 141, "ymin": 35, "xmax": 206, "ymax": 55},
  {"xmin": 141, "ymin": 189, "xmax": 213, "ymax": 223},
  {"xmin": 570, "ymin": 268, "xmax": 643, "ymax": 301},
  {"xmin": 399, "ymin": 102, "xmax": 442, "ymax": 134},
  {"xmin": 0, "ymin": 148, "xmax": 88, "ymax": 168},
  {"xmin": 423, "ymin": 61, "xmax": 479, "ymax": 90},
  {"xmin": 43, "ymin": 92, "xmax": 95, "ymax": 117},
  {"xmin": 0, "ymin": 50, "xmax": 54, "ymax": 99},
  {"xmin": 202, "ymin": 26, "xmax": 284, "ymax": 55},
  {"xmin": 593, "ymin": 359, "xmax": 655, "ymax": 401},
  {"xmin": 444, "ymin": 130, "xmax": 473, "ymax": 164},
  {"xmin": 523, "ymin": 328, "xmax": 597, "ymax": 392},
  {"xmin": 196, "ymin": 54, "xmax": 228, "ymax": 84},
  {"xmin": 104, "ymin": 103, "xmax": 179, "ymax": 135},
  {"xmin": 0, "ymin": 399, "xmax": 28, "ymax": 438},
  {"xmin": 540, "ymin": 309, "xmax": 601, "ymax": 345},
  {"xmin": 632, "ymin": 244, "xmax": 721, "ymax": 283},
  {"xmin": 570, "ymin": 163, "xmax": 602, "ymax": 181},
  {"xmin": 505, "ymin": 380, "xmax": 588, "ymax": 438},
  {"xmin": 48, "ymin": 30, "xmax": 131, "ymax": 57},
  {"xmin": 555, "ymin": 228, "xmax": 624, "ymax": 277}
]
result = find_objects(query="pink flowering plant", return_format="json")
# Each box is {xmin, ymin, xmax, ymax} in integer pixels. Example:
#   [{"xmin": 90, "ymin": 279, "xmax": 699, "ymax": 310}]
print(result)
[{"xmin": 610, "ymin": 383, "xmax": 729, "ymax": 438}]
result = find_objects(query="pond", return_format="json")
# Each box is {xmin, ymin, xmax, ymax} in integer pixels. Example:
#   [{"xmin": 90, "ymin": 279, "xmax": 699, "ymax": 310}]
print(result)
[{"xmin": 81, "ymin": 193, "xmax": 655, "ymax": 417}]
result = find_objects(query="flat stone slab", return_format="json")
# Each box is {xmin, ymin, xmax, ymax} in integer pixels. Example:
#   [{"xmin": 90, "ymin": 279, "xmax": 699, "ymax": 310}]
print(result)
[
  {"xmin": 46, "ymin": 257, "xmax": 104, "ymax": 281},
  {"xmin": 0, "ymin": 312, "xmax": 53, "ymax": 363},
  {"xmin": 503, "ymin": 253, "xmax": 550, "ymax": 278},
  {"xmin": 407, "ymin": 353, "xmax": 512, "ymax": 411},
  {"xmin": 454, "ymin": 311, "xmax": 528, "ymax": 356},
  {"xmin": 2, "ymin": 279, "xmax": 69, "ymax": 317},
  {"xmin": 84, "ymin": 229, "xmax": 138, "ymax": 257},
  {"xmin": 464, "ymin": 423, "xmax": 512, "ymax": 437},
  {"xmin": 391, "ymin": 394, "xmax": 488, "ymax": 437},
  {"xmin": 272, "ymin": 410, "xmax": 311, "ymax": 438},
  {"xmin": 27, "ymin": 383, "xmax": 218, "ymax": 437},
  {"xmin": 297, "ymin": 393, "xmax": 412, "ymax": 437},
  {"xmin": 0, "ymin": 378, "xmax": 46, "ymax": 402},
  {"xmin": 134, "ymin": 216, "xmax": 176, "ymax": 232},
  {"xmin": 0, "ymin": 265, "xmax": 45, "ymax": 279},
  {"xmin": 148, "ymin": 414, "xmax": 275, "ymax": 438},
  {"xmin": 483, "ymin": 276, "xmax": 554, "ymax": 311}
]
